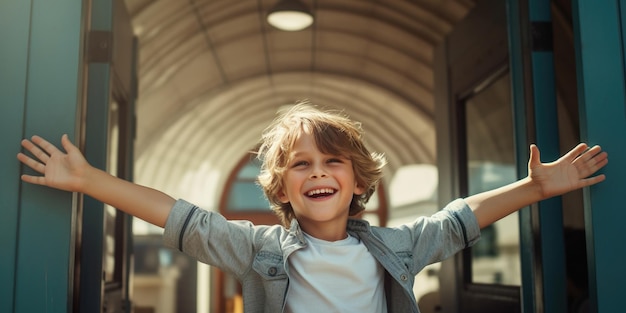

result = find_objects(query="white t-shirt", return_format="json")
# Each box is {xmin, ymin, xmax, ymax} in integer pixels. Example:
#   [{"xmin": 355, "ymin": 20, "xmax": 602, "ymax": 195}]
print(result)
[{"xmin": 285, "ymin": 232, "xmax": 387, "ymax": 313}]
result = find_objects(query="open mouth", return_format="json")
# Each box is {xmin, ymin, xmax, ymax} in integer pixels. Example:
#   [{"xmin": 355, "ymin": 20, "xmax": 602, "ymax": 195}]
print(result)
[{"xmin": 306, "ymin": 188, "xmax": 336, "ymax": 198}]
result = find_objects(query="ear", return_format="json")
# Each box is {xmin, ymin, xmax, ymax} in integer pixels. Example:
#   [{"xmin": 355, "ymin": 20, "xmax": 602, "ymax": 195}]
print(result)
[
  {"xmin": 354, "ymin": 184, "xmax": 365, "ymax": 196},
  {"xmin": 277, "ymin": 189, "xmax": 290, "ymax": 203}
]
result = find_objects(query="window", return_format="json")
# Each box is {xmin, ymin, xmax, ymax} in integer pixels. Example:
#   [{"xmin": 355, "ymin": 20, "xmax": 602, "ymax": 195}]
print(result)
[
  {"xmin": 462, "ymin": 71, "xmax": 521, "ymax": 286},
  {"xmin": 225, "ymin": 156, "xmax": 271, "ymax": 212}
]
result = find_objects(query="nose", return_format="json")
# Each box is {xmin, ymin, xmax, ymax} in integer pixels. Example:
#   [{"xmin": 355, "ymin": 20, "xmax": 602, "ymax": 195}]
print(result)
[{"xmin": 309, "ymin": 165, "xmax": 327, "ymax": 179}]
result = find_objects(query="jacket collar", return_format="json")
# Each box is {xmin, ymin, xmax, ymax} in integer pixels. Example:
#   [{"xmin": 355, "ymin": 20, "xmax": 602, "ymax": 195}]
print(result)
[
  {"xmin": 347, "ymin": 217, "xmax": 371, "ymax": 232},
  {"xmin": 287, "ymin": 218, "xmax": 307, "ymax": 244}
]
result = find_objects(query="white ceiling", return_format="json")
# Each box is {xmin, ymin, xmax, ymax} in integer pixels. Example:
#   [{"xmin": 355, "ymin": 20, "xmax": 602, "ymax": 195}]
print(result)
[{"xmin": 122, "ymin": 0, "xmax": 476, "ymax": 207}]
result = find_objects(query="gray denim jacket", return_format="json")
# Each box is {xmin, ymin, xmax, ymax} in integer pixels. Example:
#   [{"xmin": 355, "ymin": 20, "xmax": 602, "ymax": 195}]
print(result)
[{"xmin": 163, "ymin": 198, "xmax": 480, "ymax": 313}]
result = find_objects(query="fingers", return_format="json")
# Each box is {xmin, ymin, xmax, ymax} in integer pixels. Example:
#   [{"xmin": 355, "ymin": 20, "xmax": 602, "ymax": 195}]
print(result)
[
  {"xmin": 20, "ymin": 173, "xmax": 47, "ymax": 186},
  {"xmin": 17, "ymin": 152, "xmax": 46, "ymax": 174},
  {"xmin": 577, "ymin": 145, "xmax": 607, "ymax": 165},
  {"xmin": 17, "ymin": 135, "xmax": 69, "ymax": 186},
  {"xmin": 574, "ymin": 144, "xmax": 606, "ymax": 165},
  {"xmin": 17, "ymin": 150, "xmax": 48, "ymax": 186},
  {"xmin": 587, "ymin": 146, "xmax": 608, "ymax": 166},
  {"xmin": 31, "ymin": 135, "xmax": 62, "ymax": 156},
  {"xmin": 19, "ymin": 134, "xmax": 70, "ymax": 164},
  {"xmin": 584, "ymin": 151, "xmax": 608, "ymax": 177},
  {"xmin": 20, "ymin": 138, "xmax": 51, "ymax": 165},
  {"xmin": 562, "ymin": 143, "xmax": 589, "ymax": 163},
  {"xmin": 575, "ymin": 145, "xmax": 608, "ymax": 179},
  {"xmin": 579, "ymin": 174, "xmax": 606, "ymax": 188},
  {"xmin": 585, "ymin": 145, "xmax": 606, "ymax": 162}
]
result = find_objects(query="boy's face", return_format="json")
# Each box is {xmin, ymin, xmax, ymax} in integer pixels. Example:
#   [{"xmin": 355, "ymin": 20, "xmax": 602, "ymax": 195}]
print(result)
[{"xmin": 278, "ymin": 129, "xmax": 364, "ymax": 237}]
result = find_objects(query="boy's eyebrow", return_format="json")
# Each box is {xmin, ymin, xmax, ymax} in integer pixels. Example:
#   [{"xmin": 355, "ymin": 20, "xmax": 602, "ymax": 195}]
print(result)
[
  {"xmin": 287, "ymin": 151, "xmax": 307, "ymax": 160},
  {"xmin": 291, "ymin": 150, "xmax": 347, "ymax": 159}
]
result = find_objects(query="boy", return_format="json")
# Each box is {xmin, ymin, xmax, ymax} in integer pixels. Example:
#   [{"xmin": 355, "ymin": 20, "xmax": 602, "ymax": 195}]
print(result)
[{"xmin": 17, "ymin": 103, "xmax": 608, "ymax": 312}]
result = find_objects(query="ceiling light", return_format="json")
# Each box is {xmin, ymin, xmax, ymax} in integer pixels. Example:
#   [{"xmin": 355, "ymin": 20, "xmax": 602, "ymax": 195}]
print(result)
[{"xmin": 267, "ymin": 0, "xmax": 313, "ymax": 31}]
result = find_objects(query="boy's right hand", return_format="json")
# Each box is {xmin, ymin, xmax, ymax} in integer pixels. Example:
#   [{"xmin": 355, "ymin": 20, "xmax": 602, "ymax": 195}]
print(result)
[{"xmin": 17, "ymin": 134, "xmax": 89, "ymax": 193}]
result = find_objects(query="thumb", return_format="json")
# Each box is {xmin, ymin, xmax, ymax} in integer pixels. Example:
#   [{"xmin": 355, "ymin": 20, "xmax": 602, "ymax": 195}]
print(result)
[{"xmin": 528, "ymin": 144, "xmax": 541, "ymax": 168}]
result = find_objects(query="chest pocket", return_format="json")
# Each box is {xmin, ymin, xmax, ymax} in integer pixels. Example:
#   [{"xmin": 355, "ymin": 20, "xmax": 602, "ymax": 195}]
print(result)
[{"xmin": 252, "ymin": 251, "xmax": 286, "ymax": 281}]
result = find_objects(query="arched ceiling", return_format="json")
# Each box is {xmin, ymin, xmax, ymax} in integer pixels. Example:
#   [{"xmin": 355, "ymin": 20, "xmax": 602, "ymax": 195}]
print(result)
[{"xmin": 123, "ymin": 0, "xmax": 476, "ymax": 207}]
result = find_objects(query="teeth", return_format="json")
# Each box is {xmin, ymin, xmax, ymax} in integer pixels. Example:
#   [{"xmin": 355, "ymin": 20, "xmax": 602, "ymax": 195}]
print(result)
[{"xmin": 307, "ymin": 188, "xmax": 334, "ymax": 196}]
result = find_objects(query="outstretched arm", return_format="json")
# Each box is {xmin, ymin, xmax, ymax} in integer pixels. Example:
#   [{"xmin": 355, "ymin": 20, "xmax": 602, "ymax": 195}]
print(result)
[
  {"xmin": 467, "ymin": 143, "xmax": 608, "ymax": 228},
  {"xmin": 17, "ymin": 134, "xmax": 175, "ymax": 227}
]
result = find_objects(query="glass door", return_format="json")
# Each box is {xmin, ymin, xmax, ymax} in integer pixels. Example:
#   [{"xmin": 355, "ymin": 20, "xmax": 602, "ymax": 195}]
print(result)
[
  {"xmin": 434, "ymin": 0, "xmax": 521, "ymax": 311},
  {"xmin": 461, "ymin": 71, "xmax": 520, "ymax": 287}
]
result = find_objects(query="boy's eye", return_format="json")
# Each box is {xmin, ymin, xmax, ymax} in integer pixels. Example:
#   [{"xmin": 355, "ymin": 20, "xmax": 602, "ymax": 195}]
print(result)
[
  {"xmin": 292, "ymin": 160, "xmax": 308, "ymax": 167},
  {"xmin": 328, "ymin": 158, "xmax": 343, "ymax": 163}
]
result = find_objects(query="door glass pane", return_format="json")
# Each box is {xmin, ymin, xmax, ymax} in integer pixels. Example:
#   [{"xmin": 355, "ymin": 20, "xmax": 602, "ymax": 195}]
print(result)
[{"xmin": 465, "ymin": 72, "xmax": 521, "ymax": 285}]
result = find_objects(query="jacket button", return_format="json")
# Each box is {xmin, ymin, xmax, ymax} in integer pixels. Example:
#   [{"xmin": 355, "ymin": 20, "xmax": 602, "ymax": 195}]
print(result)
[
  {"xmin": 268, "ymin": 267, "xmax": 277, "ymax": 276},
  {"xmin": 400, "ymin": 274, "xmax": 408, "ymax": 281}
]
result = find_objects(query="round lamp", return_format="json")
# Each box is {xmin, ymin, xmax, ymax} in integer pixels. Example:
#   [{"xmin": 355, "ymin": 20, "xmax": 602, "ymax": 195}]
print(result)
[{"xmin": 267, "ymin": 0, "xmax": 314, "ymax": 31}]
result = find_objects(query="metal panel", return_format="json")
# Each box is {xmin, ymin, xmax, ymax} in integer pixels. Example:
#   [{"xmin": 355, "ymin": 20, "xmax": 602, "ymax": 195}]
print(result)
[
  {"xmin": 6, "ymin": 0, "xmax": 86, "ymax": 312},
  {"xmin": 79, "ymin": 62, "xmax": 111, "ymax": 312},
  {"xmin": 572, "ymin": 1, "xmax": 626, "ymax": 312},
  {"xmin": 505, "ymin": 3, "xmax": 537, "ymax": 313},
  {"xmin": 507, "ymin": 1, "xmax": 568, "ymax": 312},
  {"xmin": 80, "ymin": 1, "xmax": 136, "ymax": 312},
  {"xmin": 78, "ymin": 2, "xmax": 114, "ymax": 311},
  {"xmin": 0, "ymin": 1, "xmax": 31, "ymax": 312}
]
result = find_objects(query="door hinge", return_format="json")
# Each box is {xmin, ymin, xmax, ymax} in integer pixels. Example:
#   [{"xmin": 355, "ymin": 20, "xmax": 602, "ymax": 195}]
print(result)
[
  {"xmin": 531, "ymin": 21, "xmax": 553, "ymax": 52},
  {"xmin": 88, "ymin": 30, "xmax": 113, "ymax": 63}
]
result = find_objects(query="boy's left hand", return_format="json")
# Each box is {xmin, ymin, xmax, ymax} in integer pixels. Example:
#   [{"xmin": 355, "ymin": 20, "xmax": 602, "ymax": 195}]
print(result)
[{"xmin": 529, "ymin": 143, "xmax": 608, "ymax": 198}]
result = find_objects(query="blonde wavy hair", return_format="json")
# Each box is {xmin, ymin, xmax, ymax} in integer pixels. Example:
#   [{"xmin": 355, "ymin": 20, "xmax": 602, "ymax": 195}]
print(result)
[{"xmin": 256, "ymin": 101, "xmax": 387, "ymax": 227}]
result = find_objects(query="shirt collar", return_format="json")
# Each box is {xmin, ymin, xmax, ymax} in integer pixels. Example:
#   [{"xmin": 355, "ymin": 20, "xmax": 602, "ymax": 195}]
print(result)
[{"xmin": 288, "ymin": 218, "xmax": 371, "ymax": 243}]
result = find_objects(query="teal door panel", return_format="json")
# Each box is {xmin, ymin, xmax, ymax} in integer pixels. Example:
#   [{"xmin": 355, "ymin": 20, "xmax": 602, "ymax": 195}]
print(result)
[
  {"xmin": 1, "ymin": 0, "xmax": 86, "ymax": 312},
  {"xmin": 623, "ymin": 4, "xmax": 626, "ymax": 72},
  {"xmin": 573, "ymin": 1, "xmax": 626, "ymax": 312},
  {"xmin": 80, "ymin": 63, "xmax": 111, "ymax": 313},
  {"xmin": 80, "ymin": 1, "xmax": 136, "ymax": 312},
  {"xmin": 506, "ymin": 0, "xmax": 566, "ymax": 312},
  {"xmin": 0, "ymin": 0, "xmax": 31, "ymax": 311}
]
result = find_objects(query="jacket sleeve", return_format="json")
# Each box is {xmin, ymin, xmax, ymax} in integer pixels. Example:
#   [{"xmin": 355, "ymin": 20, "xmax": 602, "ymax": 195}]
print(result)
[
  {"xmin": 395, "ymin": 198, "xmax": 481, "ymax": 274},
  {"xmin": 162, "ymin": 199, "xmax": 257, "ymax": 277}
]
